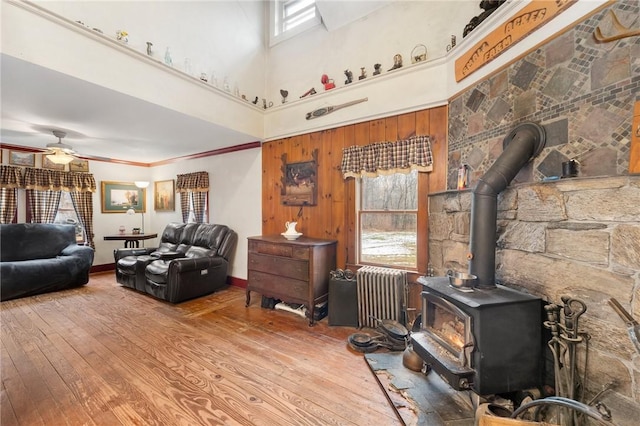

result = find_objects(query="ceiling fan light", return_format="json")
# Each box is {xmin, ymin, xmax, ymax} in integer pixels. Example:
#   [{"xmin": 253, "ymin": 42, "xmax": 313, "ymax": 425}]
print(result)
[{"xmin": 46, "ymin": 151, "xmax": 75, "ymax": 165}]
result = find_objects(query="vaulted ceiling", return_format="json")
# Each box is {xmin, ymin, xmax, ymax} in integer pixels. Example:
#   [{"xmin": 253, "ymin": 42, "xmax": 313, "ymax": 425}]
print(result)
[{"xmin": 0, "ymin": 1, "xmax": 392, "ymax": 164}]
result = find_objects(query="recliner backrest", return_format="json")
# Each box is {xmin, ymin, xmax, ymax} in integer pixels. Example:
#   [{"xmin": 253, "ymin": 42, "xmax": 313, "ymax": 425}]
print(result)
[
  {"xmin": 180, "ymin": 224, "xmax": 236, "ymax": 260},
  {"xmin": 175, "ymin": 223, "xmax": 200, "ymax": 253},
  {"xmin": 156, "ymin": 222, "xmax": 187, "ymax": 252}
]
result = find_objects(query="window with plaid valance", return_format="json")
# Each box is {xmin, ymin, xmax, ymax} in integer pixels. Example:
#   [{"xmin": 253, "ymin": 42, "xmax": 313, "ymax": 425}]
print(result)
[
  {"xmin": 176, "ymin": 171, "xmax": 209, "ymax": 192},
  {"xmin": 0, "ymin": 167, "xmax": 97, "ymax": 247},
  {"xmin": 340, "ymin": 135, "xmax": 433, "ymax": 179},
  {"xmin": 176, "ymin": 171, "xmax": 209, "ymax": 223},
  {"xmin": 23, "ymin": 167, "xmax": 96, "ymax": 192},
  {"xmin": 0, "ymin": 165, "xmax": 24, "ymax": 223}
]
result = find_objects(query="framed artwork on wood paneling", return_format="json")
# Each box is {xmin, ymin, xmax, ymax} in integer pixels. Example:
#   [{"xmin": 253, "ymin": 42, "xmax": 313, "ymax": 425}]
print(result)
[{"xmin": 280, "ymin": 150, "xmax": 318, "ymax": 206}]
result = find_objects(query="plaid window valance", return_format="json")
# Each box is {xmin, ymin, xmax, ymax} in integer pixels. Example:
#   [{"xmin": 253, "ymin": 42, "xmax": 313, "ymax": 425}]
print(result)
[
  {"xmin": 22, "ymin": 168, "xmax": 96, "ymax": 192},
  {"xmin": 0, "ymin": 165, "xmax": 24, "ymax": 189},
  {"xmin": 340, "ymin": 135, "xmax": 433, "ymax": 179},
  {"xmin": 176, "ymin": 171, "xmax": 209, "ymax": 193}
]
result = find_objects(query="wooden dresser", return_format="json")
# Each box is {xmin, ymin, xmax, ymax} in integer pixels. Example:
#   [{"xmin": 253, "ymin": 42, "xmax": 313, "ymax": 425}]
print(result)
[{"xmin": 246, "ymin": 235, "xmax": 337, "ymax": 325}]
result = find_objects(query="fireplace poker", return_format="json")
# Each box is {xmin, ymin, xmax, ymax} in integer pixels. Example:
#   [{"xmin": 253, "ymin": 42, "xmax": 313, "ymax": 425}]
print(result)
[
  {"xmin": 561, "ymin": 297, "xmax": 587, "ymax": 402},
  {"xmin": 608, "ymin": 297, "xmax": 640, "ymax": 353}
]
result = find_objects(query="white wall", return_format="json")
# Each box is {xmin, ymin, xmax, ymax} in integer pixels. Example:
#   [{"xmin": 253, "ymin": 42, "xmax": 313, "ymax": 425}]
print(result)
[
  {"xmin": 38, "ymin": 0, "xmax": 267, "ymax": 97},
  {"xmin": 90, "ymin": 147, "xmax": 262, "ymax": 279}
]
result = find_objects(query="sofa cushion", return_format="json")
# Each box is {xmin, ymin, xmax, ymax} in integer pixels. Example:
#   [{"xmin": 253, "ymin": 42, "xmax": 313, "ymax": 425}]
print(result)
[{"xmin": 0, "ymin": 223, "xmax": 76, "ymax": 261}]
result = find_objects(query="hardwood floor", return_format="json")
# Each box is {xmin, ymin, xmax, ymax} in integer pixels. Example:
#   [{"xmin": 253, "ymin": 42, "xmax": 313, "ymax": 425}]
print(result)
[{"xmin": 1, "ymin": 273, "xmax": 399, "ymax": 425}]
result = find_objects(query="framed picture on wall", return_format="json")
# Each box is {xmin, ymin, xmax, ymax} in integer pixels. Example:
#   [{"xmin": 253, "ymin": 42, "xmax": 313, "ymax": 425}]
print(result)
[
  {"xmin": 42, "ymin": 155, "xmax": 66, "ymax": 171},
  {"xmin": 154, "ymin": 179, "xmax": 175, "ymax": 211},
  {"xmin": 280, "ymin": 151, "xmax": 318, "ymax": 206},
  {"xmin": 101, "ymin": 181, "xmax": 146, "ymax": 213},
  {"xmin": 9, "ymin": 151, "xmax": 35, "ymax": 167},
  {"xmin": 69, "ymin": 159, "xmax": 90, "ymax": 172}
]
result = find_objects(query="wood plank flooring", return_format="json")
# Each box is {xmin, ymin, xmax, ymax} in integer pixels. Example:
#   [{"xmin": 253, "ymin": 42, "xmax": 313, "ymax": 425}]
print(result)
[{"xmin": 1, "ymin": 273, "xmax": 399, "ymax": 425}]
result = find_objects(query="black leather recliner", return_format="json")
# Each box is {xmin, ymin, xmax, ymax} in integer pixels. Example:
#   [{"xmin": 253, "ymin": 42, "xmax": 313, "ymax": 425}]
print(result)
[
  {"xmin": 114, "ymin": 222, "xmax": 237, "ymax": 303},
  {"xmin": 114, "ymin": 222, "xmax": 187, "ymax": 291}
]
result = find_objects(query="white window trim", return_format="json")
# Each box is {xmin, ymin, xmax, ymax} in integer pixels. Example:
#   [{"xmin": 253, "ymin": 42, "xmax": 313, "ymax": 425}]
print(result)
[{"xmin": 269, "ymin": 0, "xmax": 322, "ymax": 47}]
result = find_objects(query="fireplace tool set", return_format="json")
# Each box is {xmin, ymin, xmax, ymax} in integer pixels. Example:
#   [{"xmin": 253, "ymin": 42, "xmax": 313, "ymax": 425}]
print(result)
[{"xmin": 540, "ymin": 297, "xmax": 615, "ymax": 425}]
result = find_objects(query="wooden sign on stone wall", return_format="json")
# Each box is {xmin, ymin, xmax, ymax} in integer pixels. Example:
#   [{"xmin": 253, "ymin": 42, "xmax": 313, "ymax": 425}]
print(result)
[{"xmin": 455, "ymin": 0, "xmax": 576, "ymax": 82}]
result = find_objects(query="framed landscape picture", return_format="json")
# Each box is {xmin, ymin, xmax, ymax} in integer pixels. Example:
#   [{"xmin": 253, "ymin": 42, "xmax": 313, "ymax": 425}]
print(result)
[
  {"xmin": 42, "ymin": 155, "xmax": 66, "ymax": 170},
  {"xmin": 101, "ymin": 181, "xmax": 146, "ymax": 213},
  {"xmin": 9, "ymin": 151, "xmax": 35, "ymax": 167},
  {"xmin": 69, "ymin": 159, "xmax": 90, "ymax": 172},
  {"xmin": 154, "ymin": 179, "xmax": 175, "ymax": 211}
]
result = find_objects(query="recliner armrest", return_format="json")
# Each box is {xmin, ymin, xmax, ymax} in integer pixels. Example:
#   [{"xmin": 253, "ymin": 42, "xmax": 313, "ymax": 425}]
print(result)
[
  {"xmin": 151, "ymin": 251, "xmax": 183, "ymax": 260},
  {"xmin": 170, "ymin": 256, "xmax": 225, "ymax": 273},
  {"xmin": 114, "ymin": 247, "xmax": 155, "ymax": 262}
]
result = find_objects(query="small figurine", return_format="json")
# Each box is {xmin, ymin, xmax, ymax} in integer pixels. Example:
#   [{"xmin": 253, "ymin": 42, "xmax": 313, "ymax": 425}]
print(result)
[
  {"xmin": 321, "ymin": 74, "xmax": 335, "ymax": 90},
  {"xmin": 116, "ymin": 30, "xmax": 128, "ymax": 43},
  {"xmin": 223, "ymin": 77, "xmax": 231, "ymax": 92},
  {"xmin": 344, "ymin": 69, "xmax": 353, "ymax": 85},
  {"xmin": 164, "ymin": 47, "xmax": 173, "ymax": 67},
  {"xmin": 373, "ymin": 63, "xmax": 382, "ymax": 75},
  {"xmin": 388, "ymin": 54, "xmax": 403, "ymax": 71},
  {"xmin": 300, "ymin": 88, "xmax": 317, "ymax": 98},
  {"xmin": 262, "ymin": 99, "xmax": 274, "ymax": 109},
  {"xmin": 280, "ymin": 89, "xmax": 289, "ymax": 104},
  {"xmin": 252, "ymin": 96, "xmax": 259, "ymax": 105},
  {"xmin": 447, "ymin": 35, "xmax": 457, "ymax": 52},
  {"xmin": 358, "ymin": 67, "xmax": 367, "ymax": 80},
  {"xmin": 200, "ymin": 73, "xmax": 208, "ymax": 82},
  {"xmin": 146, "ymin": 42, "xmax": 153, "ymax": 56}
]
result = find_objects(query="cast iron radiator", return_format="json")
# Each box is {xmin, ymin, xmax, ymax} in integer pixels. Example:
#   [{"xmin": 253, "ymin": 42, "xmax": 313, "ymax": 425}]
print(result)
[{"xmin": 356, "ymin": 266, "xmax": 407, "ymax": 328}]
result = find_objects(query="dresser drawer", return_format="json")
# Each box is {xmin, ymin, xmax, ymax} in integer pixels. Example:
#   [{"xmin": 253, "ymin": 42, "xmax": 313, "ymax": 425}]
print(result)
[
  {"xmin": 248, "ymin": 270, "xmax": 308, "ymax": 300},
  {"xmin": 248, "ymin": 253, "xmax": 309, "ymax": 281},
  {"xmin": 249, "ymin": 240, "xmax": 310, "ymax": 260}
]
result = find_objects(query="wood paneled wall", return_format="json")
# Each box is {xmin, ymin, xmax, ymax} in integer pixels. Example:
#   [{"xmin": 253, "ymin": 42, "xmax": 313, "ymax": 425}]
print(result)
[{"xmin": 262, "ymin": 105, "xmax": 448, "ymax": 275}]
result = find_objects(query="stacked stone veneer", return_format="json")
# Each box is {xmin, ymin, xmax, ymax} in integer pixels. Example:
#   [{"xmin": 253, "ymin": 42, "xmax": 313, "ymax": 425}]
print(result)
[
  {"xmin": 436, "ymin": 1, "xmax": 640, "ymax": 420},
  {"xmin": 428, "ymin": 176, "xmax": 640, "ymax": 422},
  {"xmin": 448, "ymin": 2, "xmax": 639, "ymax": 189}
]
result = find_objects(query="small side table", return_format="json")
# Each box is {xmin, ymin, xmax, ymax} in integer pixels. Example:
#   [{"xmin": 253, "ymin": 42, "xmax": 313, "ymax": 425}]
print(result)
[{"xmin": 103, "ymin": 233, "xmax": 158, "ymax": 248}]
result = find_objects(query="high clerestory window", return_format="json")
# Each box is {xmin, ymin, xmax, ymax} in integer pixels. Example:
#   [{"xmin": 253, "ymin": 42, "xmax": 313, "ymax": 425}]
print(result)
[{"xmin": 270, "ymin": 0, "xmax": 321, "ymax": 46}]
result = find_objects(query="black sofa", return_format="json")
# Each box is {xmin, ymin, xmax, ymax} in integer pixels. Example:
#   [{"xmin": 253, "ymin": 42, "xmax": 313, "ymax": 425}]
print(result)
[
  {"xmin": 0, "ymin": 223, "xmax": 95, "ymax": 301},
  {"xmin": 114, "ymin": 222, "xmax": 237, "ymax": 303}
]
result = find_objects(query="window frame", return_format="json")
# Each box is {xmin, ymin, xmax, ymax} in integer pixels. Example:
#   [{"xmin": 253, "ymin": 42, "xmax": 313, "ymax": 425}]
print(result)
[
  {"xmin": 269, "ymin": 0, "xmax": 321, "ymax": 46},
  {"xmin": 356, "ymin": 170, "xmax": 419, "ymax": 271}
]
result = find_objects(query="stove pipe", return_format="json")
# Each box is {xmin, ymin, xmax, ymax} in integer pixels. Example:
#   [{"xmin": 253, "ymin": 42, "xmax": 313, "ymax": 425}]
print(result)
[{"xmin": 469, "ymin": 122, "xmax": 546, "ymax": 288}]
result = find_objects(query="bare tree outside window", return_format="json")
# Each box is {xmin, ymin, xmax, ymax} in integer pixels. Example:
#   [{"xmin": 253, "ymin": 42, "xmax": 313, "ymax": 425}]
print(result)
[{"xmin": 359, "ymin": 170, "xmax": 417, "ymax": 268}]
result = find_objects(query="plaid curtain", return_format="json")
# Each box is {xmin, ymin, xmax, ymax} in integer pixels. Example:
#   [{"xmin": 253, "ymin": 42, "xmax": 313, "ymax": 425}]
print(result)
[
  {"xmin": 23, "ymin": 168, "xmax": 96, "ymax": 192},
  {"xmin": 176, "ymin": 171, "xmax": 209, "ymax": 193},
  {"xmin": 192, "ymin": 192, "xmax": 207, "ymax": 224},
  {"xmin": 70, "ymin": 191, "xmax": 95, "ymax": 248},
  {"xmin": 0, "ymin": 188, "xmax": 17, "ymax": 224},
  {"xmin": 0, "ymin": 165, "xmax": 23, "ymax": 223},
  {"xmin": 27, "ymin": 190, "xmax": 61, "ymax": 223},
  {"xmin": 340, "ymin": 135, "xmax": 433, "ymax": 178},
  {"xmin": 180, "ymin": 192, "xmax": 190, "ymax": 223},
  {"xmin": 176, "ymin": 171, "xmax": 209, "ymax": 223}
]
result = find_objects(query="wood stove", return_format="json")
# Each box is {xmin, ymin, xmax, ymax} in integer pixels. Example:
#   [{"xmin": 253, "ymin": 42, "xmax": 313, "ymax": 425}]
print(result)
[
  {"xmin": 412, "ymin": 277, "xmax": 542, "ymax": 395},
  {"xmin": 413, "ymin": 122, "xmax": 548, "ymax": 396}
]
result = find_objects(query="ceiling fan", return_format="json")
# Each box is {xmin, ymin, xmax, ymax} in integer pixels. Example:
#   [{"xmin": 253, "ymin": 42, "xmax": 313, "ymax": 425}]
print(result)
[{"xmin": 45, "ymin": 130, "xmax": 76, "ymax": 165}]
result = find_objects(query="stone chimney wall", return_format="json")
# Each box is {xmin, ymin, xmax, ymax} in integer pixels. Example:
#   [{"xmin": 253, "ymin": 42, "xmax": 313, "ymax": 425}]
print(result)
[
  {"xmin": 436, "ymin": 1, "xmax": 640, "ymax": 422},
  {"xmin": 429, "ymin": 176, "xmax": 640, "ymax": 421}
]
